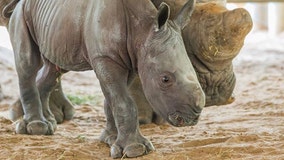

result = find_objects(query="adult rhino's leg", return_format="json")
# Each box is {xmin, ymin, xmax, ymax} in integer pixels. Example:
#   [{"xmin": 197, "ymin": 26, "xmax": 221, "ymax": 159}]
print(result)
[
  {"xmin": 99, "ymin": 100, "xmax": 118, "ymax": 146},
  {"xmin": 129, "ymin": 76, "xmax": 153, "ymax": 124},
  {"xmin": 9, "ymin": 7, "xmax": 54, "ymax": 135},
  {"xmin": 129, "ymin": 76, "xmax": 165, "ymax": 125},
  {"xmin": 93, "ymin": 58, "xmax": 154, "ymax": 158},
  {"xmin": 48, "ymin": 77, "xmax": 75, "ymax": 123},
  {"xmin": 35, "ymin": 58, "xmax": 65, "ymax": 132}
]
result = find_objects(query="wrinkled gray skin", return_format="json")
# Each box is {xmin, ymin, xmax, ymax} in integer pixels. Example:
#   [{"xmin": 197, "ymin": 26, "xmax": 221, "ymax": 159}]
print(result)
[{"xmin": 5, "ymin": 0, "xmax": 205, "ymax": 158}]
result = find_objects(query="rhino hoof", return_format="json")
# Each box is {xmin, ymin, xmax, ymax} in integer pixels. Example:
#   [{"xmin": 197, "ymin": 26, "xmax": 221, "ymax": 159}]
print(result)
[
  {"xmin": 16, "ymin": 120, "xmax": 55, "ymax": 135},
  {"xmin": 15, "ymin": 120, "xmax": 27, "ymax": 134},
  {"xmin": 123, "ymin": 143, "xmax": 147, "ymax": 158},
  {"xmin": 110, "ymin": 140, "xmax": 155, "ymax": 158},
  {"xmin": 49, "ymin": 99, "xmax": 75, "ymax": 123},
  {"xmin": 110, "ymin": 144, "xmax": 123, "ymax": 158}
]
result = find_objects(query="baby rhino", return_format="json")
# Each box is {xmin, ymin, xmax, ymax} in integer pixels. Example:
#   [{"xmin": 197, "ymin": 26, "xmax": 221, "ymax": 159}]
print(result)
[{"xmin": 4, "ymin": 0, "xmax": 204, "ymax": 158}]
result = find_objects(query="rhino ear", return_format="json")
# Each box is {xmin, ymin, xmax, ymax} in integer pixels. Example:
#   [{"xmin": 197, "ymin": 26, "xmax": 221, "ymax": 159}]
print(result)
[
  {"xmin": 174, "ymin": 0, "xmax": 196, "ymax": 29},
  {"xmin": 154, "ymin": 2, "xmax": 170, "ymax": 32}
]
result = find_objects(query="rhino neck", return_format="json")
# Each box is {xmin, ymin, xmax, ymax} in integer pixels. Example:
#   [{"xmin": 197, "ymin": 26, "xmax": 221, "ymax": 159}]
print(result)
[{"xmin": 122, "ymin": 0, "xmax": 157, "ymax": 72}]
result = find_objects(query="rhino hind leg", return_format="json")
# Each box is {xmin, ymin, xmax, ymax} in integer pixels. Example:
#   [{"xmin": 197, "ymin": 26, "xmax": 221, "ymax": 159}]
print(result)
[
  {"xmin": 13, "ymin": 57, "xmax": 56, "ymax": 135},
  {"xmin": 9, "ymin": 69, "xmax": 75, "ymax": 124},
  {"xmin": 10, "ymin": 11, "xmax": 56, "ymax": 135},
  {"xmin": 15, "ymin": 58, "xmax": 60, "ymax": 135}
]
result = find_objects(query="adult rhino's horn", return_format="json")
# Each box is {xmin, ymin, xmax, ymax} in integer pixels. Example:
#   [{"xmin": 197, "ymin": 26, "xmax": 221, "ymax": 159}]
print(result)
[
  {"xmin": 202, "ymin": 7, "xmax": 252, "ymax": 63},
  {"xmin": 174, "ymin": 0, "xmax": 196, "ymax": 29},
  {"xmin": 219, "ymin": 8, "xmax": 253, "ymax": 60},
  {"xmin": 223, "ymin": 8, "xmax": 253, "ymax": 39}
]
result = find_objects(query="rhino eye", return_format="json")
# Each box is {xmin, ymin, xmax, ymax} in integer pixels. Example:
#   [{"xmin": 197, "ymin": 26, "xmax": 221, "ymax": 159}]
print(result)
[
  {"xmin": 159, "ymin": 72, "xmax": 175, "ymax": 88},
  {"xmin": 162, "ymin": 76, "xmax": 170, "ymax": 83}
]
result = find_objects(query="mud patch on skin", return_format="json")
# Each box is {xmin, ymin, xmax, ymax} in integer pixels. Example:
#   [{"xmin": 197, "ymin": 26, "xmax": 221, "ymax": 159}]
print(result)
[{"xmin": 0, "ymin": 29, "xmax": 284, "ymax": 159}]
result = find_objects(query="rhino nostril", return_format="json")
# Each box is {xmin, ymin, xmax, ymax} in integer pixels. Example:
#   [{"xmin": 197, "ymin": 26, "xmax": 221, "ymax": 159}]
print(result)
[{"xmin": 176, "ymin": 116, "xmax": 184, "ymax": 123}]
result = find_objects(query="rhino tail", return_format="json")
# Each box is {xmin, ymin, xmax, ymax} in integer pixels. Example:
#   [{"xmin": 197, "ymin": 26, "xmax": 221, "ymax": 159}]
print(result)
[{"xmin": 2, "ymin": 0, "xmax": 19, "ymax": 19}]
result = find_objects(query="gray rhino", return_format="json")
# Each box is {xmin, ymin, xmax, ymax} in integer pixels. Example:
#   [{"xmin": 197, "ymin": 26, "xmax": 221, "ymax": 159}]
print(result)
[
  {"xmin": 4, "ymin": 0, "xmax": 205, "ymax": 158},
  {"xmin": 1, "ymin": 0, "xmax": 252, "ymax": 124}
]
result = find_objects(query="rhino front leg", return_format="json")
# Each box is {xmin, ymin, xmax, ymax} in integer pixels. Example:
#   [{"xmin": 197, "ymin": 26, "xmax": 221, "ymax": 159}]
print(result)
[{"xmin": 94, "ymin": 58, "xmax": 154, "ymax": 158}]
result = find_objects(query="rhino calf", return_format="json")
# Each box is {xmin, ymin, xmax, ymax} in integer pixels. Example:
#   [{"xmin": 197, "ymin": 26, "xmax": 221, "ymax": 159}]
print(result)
[{"xmin": 5, "ymin": 0, "xmax": 205, "ymax": 158}]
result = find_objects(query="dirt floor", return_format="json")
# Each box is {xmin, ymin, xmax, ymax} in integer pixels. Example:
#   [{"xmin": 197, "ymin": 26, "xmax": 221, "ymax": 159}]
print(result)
[{"xmin": 0, "ymin": 27, "xmax": 284, "ymax": 159}]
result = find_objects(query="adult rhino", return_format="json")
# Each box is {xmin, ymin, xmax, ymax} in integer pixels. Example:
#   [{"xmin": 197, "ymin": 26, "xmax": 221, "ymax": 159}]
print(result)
[{"xmin": 4, "ymin": 0, "xmax": 205, "ymax": 158}]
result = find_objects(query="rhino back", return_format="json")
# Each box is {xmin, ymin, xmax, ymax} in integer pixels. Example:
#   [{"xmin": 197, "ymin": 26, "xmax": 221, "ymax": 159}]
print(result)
[{"xmin": 22, "ymin": 0, "xmax": 127, "ymax": 71}]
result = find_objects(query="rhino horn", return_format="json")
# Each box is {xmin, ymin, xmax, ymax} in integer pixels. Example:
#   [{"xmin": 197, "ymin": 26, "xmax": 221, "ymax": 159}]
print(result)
[
  {"xmin": 174, "ymin": 0, "xmax": 196, "ymax": 29},
  {"xmin": 217, "ymin": 8, "xmax": 253, "ymax": 60},
  {"xmin": 202, "ymin": 7, "xmax": 253, "ymax": 64},
  {"xmin": 223, "ymin": 8, "xmax": 253, "ymax": 40}
]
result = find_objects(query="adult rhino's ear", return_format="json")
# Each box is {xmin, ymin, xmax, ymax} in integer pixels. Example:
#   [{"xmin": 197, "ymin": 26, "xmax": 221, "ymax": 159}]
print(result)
[
  {"xmin": 154, "ymin": 2, "xmax": 170, "ymax": 32},
  {"xmin": 174, "ymin": 0, "xmax": 196, "ymax": 29}
]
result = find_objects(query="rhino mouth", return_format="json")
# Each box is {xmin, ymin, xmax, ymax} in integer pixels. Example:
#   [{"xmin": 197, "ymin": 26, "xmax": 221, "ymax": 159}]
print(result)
[{"xmin": 167, "ymin": 111, "xmax": 200, "ymax": 127}]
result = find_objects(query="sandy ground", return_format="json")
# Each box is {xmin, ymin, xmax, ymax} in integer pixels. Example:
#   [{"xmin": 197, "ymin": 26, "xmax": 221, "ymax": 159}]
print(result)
[{"xmin": 0, "ymin": 26, "xmax": 284, "ymax": 160}]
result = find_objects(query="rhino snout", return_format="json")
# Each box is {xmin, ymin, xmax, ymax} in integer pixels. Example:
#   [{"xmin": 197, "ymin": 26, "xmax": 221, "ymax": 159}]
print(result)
[
  {"xmin": 190, "ymin": 85, "xmax": 206, "ymax": 110},
  {"xmin": 167, "ymin": 109, "xmax": 201, "ymax": 127}
]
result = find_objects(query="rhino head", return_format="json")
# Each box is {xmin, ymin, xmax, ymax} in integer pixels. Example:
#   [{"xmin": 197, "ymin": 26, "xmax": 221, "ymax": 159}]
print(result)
[
  {"xmin": 183, "ymin": 3, "xmax": 253, "ymax": 106},
  {"xmin": 136, "ymin": 0, "xmax": 205, "ymax": 127}
]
